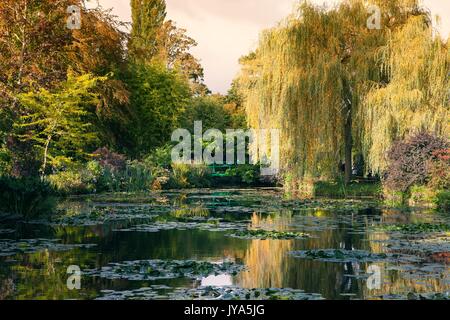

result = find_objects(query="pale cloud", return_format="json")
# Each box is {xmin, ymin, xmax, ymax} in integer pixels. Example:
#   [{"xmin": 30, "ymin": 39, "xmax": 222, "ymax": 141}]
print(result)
[{"xmin": 92, "ymin": 0, "xmax": 450, "ymax": 93}]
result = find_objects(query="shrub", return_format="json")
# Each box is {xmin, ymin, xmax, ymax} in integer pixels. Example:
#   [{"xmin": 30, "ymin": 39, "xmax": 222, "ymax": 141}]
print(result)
[
  {"xmin": 383, "ymin": 188, "xmax": 409, "ymax": 207},
  {"xmin": 145, "ymin": 145, "xmax": 173, "ymax": 168},
  {"xmin": 0, "ymin": 147, "xmax": 11, "ymax": 175},
  {"xmin": 314, "ymin": 181, "xmax": 381, "ymax": 198},
  {"xmin": 167, "ymin": 163, "xmax": 190, "ymax": 189},
  {"xmin": 427, "ymin": 149, "xmax": 450, "ymax": 190},
  {"xmin": 121, "ymin": 160, "xmax": 155, "ymax": 192},
  {"xmin": 47, "ymin": 161, "xmax": 101, "ymax": 195},
  {"xmin": 166, "ymin": 163, "xmax": 211, "ymax": 189},
  {"xmin": 47, "ymin": 170, "xmax": 89, "ymax": 195},
  {"xmin": 0, "ymin": 176, "xmax": 56, "ymax": 218},
  {"xmin": 225, "ymin": 165, "xmax": 260, "ymax": 185},
  {"xmin": 408, "ymin": 185, "xmax": 438, "ymax": 207},
  {"xmin": 93, "ymin": 147, "xmax": 126, "ymax": 172},
  {"xmin": 385, "ymin": 132, "xmax": 448, "ymax": 192},
  {"xmin": 435, "ymin": 191, "xmax": 450, "ymax": 212}
]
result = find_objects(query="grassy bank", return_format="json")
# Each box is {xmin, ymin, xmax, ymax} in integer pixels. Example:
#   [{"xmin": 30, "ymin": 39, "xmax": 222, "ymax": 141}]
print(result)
[{"xmin": 314, "ymin": 181, "xmax": 382, "ymax": 198}]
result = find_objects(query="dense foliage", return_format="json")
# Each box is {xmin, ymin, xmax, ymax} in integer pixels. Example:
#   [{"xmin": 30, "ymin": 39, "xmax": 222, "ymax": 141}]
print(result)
[
  {"xmin": 384, "ymin": 132, "xmax": 449, "ymax": 192},
  {"xmin": 0, "ymin": 176, "xmax": 56, "ymax": 218},
  {"xmin": 0, "ymin": 0, "xmax": 448, "ymax": 216},
  {"xmin": 237, "ymin": 0, "xmax": 449, "ymax": 193}
]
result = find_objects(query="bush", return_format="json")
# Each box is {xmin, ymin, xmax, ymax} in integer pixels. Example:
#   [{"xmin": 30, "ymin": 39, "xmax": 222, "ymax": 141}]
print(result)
[
  {"xmin": 166, "ymin": 163, "xmax": 211, "ymax": 189},
  {"xmin": 145, "ymin": 144, "xmax": 175, "ymax": 168},
  {"xmin": 383, "ymin": 188, "xmax": 409, "ymax": 207},
  {"xmin": 0, "ymin": 147, "xmax": 11, "ymax": 175},
  {"xmin": 384, "ymin": 132, "xmax": 448, "ymax": 192},
  {"xmin": 315, "ymin": 181, "xmax": 382, "ymax": 198},
  {"xmin": 93, "ymin": 147, "xmax": 126, "ymax": 172},
  {"xmin": 427, "ymin": 149, "xmax": 450, "ymax": 190},
  {"xmin": 47, "ymin": 170, "xmax": 91, "ymax": 195},
  {"xmin": 435, "ymin": 191, "xmax": 450, "ymax": 212},
  {"xmin": 225, "ymin": 165, "xmax": 261, "ymax": 185},
  {"xmin": 0, "ymin": 176, "xmax": 56, "ymax": 218},
  {"xmin": 121, "ymin": 160, "xmax": 155, "ymax": 192},
  {"xmin": 408, "ymin": 185, "xmax": 438, "ymax": 207},
  {"xmin": 47, "ymin": 161, "xmax": 100, "ymax": 195},
  {"xmin": 89, "ymin": 160, "xmax": 156, "ymax": 193}
]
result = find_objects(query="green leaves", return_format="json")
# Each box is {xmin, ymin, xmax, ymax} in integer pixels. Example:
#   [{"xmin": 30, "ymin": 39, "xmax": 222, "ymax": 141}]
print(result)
[
  {"xmin": 15, "ymin": 73, "xmax": 106, "ymax": 173},
  {"xmin": 125, "ymin": 63, "xmax": 190, "ymax": 156},
  {"xmin": 229, "ymin": 229, "xmax": 310, "ymax": 240},
  {"xmin": 374, "ymin": 223, "xmax": 450, "ymax": 234},
  {"xmin": 290, "ymin": 249, "xmax": 404, "ymax": 263},
  {"xmin": 85, "ymin": 259, "xmax": 246, "ymax": 281}
]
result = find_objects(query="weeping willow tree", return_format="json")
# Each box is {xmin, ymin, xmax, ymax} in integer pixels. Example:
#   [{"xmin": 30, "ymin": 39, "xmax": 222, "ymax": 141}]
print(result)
[
  {"xmin": 363, "ymin": 16, "xmax": 450, "ymax": 173},
  {"xmin": 238, "ymin": 0, "xmax": 445, "ymax": 192}
]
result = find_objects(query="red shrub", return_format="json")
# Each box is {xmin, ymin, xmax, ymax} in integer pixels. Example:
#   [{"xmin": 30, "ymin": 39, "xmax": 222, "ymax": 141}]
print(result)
[
  {"xmin": 384, "ymin": 132, "xmax": 449, "ymax": 192},
  {"xmin": 427, "ymin": 148, "xmax": 450, "ymax": 190},
  {"xmin": 93, "ymin": 147, "xmax": 126, "ymax": 172}
]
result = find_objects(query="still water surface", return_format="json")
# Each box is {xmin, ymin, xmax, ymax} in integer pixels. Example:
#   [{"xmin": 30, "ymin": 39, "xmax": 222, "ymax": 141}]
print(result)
[{"xmin": 0, "ymin": 189, "xmax": 448, "ymax": 300}]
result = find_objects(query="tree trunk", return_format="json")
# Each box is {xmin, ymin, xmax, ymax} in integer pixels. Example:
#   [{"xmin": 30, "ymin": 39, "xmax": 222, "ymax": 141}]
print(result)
[
  {"xmin": 344, "ymin": 109, "xmax": 352, "ymax": 185},
  {"xmin": 342, "ymin": 77, "xmax": 353, "ymax": 185},
  {"xmin": 41, "ymin": 135, "xmax": 52, "ymax": 179}
]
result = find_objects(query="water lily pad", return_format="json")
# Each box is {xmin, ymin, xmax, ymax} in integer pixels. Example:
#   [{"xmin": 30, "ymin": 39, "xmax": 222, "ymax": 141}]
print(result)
[
  {"xmin": 0, "ymin": 229, "xmax": 15, "ymax": 234},
  {"xmin": 228, "ymin": 229, "xmax": 310, "ymax": 240},
  {"xmin": 289, "ymin": 249, "xmax": 422, "ymax": 263},
  {"xmin": 115, "ymin": 220, "xmax": 248, "ymax": 233},
  {"xmin": 375, "ymin": 292, "xmax": 450, "ymax": 300},
  {"xmin": 40, "ymin": 206, "xmax": 163, "ymax": 226},
  {"xmin": 96, "ymin": 286, "xmax": 324, "ymax": 301},
  {"xmin": 85, "ymin": 260, "xmax": 246, "ymax": 281},
  {"xmin": 0, "ymin": 239, "xmax": 96, "ymax": 257},
  {"xmin": 374, "ymin": 223, "xmax": 450, "ymax": 234}
]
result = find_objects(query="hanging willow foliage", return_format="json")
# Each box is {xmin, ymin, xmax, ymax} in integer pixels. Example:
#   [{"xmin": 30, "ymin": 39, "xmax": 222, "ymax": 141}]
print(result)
[
  {"xmin": 238, "ymin": 0, "xmax": 447, "ymax": 188},
  {"xmin": 363, "ymin": 16, "xmax": 450, "ymax": 172}
]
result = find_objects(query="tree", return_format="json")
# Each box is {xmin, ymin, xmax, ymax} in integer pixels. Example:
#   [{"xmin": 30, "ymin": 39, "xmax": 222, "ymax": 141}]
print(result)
[
  {"xmin": 0, "ymin": 0, "xmax": 131, "ymax": 174},
  {"xmin": 363, "ymin": 15, "xmax": 449, "ymax": 173},
  {"xmin": 157, "ymin": 20, "xmax": 209, "ymax": 95},
  {"xmin": 129, "ymin": 0, "xmax": 167, "ymax": 63},
  {"xmin": 224, "ymin": 79, "xmax": 247, "ymax": 129},
  {"xmin": 125, "ymin": 63, "xmax": 190, "ymax": 157},
  {"xmin": 128, "ymin": 1, "xmax": 208, "ymax": 95},
  {"xmin": 181, "ymin": 95, "xmax": 232, "ymax": 133},
  {"xmin": 15, "ymin": 73, "xmax": 105, "ymax": 176},
  {"xmin": 238, "ymin": 0, "xmax": 442, "ymax": 188}
]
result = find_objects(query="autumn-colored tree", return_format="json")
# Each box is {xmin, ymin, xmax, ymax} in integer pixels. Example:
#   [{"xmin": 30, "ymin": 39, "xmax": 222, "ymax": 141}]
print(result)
[
  {"xmin": 129, "ymin": 0, "xmax": 167, "ymax": 63},
  {"xmin": 238, "ymin": 0, "xmax": 447, "ymax": 191},
  {"xmin": 15, "ymin": 73, "xmax": 105, "ymax": 176},
  {"xmin": 0, "ymin": 0, "xmax": 131, "ymax": 173}
]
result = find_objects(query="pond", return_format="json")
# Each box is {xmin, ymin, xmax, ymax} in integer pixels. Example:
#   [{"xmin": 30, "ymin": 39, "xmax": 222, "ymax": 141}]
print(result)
[{"xmin": 0, "ymin": 188, "xmax": 449, "ymax": 300}]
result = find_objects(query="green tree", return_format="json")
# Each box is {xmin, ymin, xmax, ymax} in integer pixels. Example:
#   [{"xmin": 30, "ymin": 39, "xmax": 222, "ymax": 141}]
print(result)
[
  {"xmin": 0, "ymin": 0, "xmax": 130, "ymax": 174},
  {"xmin": 238, "ymin": 0, "xmax": 443, "ymax": 189},
  {"xmin": 129, "ymin": 0, "xmax": 167, "ymax": 62},
  {"xmin": 125, "ymin": 63, "xmax": 190, "ymax": 157},
  {"xmin": 15, "ymin": 73, "xmax": 105, "ymax": 176},
  {"xmin": 363, "ymin": 16, "xmax": 450, "ymax": 172},
  {"xmin": 181, "ymin": 95, "xmax": 231, "ymax": 133}
]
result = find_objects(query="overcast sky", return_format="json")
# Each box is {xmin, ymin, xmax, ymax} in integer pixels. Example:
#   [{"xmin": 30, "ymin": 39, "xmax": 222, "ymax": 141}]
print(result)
[{"xmin": 90, "ymin": 0, "xmax": 450, "ymax": 94}]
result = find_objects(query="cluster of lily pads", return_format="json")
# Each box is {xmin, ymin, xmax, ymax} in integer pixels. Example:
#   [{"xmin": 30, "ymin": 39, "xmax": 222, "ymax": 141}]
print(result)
[
  {"xmin": 0, "ymin": 238, "xmax": 96, "ymax": 257},
  {"xmin": 374, "ymin": 223, "xmax": 450, "ymax": 234},
  {"xmin": 375, "ymin": 292, "xmax": 450, "ymax": 300},
  {"xmin": 114, "ymin": 219, "xmax": 249, "ymax": 233},
  {"xmin": 84, "ymin": 259, "xmax": 246, "ymax": 281},
  {"xmin": 33, "ymin": 206, "xmax": 165, "ymax": 226},
  {"xmin": 289, "ymin": 249, "xmax": 422, "ymax": 263},
  {"xmin": 228, "ymin": 229, "xmax": 311, "ymax": 240},
  {"xmin": 0, "ymin": 229, "xmax": 15, "ymax": 235},
  {"xmin": 96, "ymin": 286, "xmax": 324, "ymax": 301}
]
